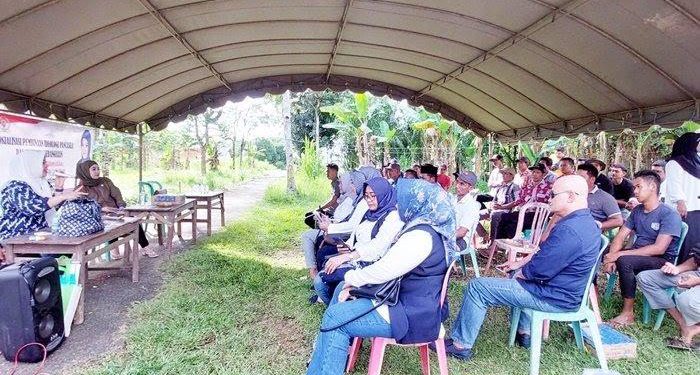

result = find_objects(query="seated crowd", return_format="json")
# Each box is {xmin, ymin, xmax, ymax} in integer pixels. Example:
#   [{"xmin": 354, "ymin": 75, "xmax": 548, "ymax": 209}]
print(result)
[{"xmin": 302, "ymin": 132, "xmax": 700, "ymax": 374}]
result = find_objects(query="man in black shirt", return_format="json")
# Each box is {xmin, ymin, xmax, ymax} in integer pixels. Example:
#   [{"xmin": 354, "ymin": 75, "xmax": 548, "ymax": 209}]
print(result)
[
  {"xmin": 589, "ymin": 159, "xmax": 613, "ymax": 195},
  {"xmin": 610, "ymin": 163, "xmax": 634, "ymax": 208}
]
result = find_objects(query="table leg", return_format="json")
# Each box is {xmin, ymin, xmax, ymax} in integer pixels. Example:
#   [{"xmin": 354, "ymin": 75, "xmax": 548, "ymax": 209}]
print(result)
[
  {"xmin": 130, "ymin": 232, "xmax": 140, "ymax": 283},
  {"xmin": 177, "ymin": 217, "xmax": 183, "ymax": 241},
  {"xmin": 220, "ymin": 194, "xmax": 225, "ymax": 227},
  {"xmin": 192, "ymin": 207, "xmax": 197, "ymax": 244},
  {"xmin": 75, "ymin": 251, "xmax": 87, "ymax": 325},
  {"xmin": 166, "ymin": 222, "xmax": 175, "ymax": 257},
  {"xmin": 157, "ymin": 223, "xmax": 164, "ymax": 246},
  {"xmin": 207, "ymin": 199, "xmax": 212, "ymax": 236}
]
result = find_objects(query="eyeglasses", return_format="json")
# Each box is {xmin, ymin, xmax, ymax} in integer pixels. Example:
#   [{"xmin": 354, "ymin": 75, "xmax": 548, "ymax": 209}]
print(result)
[{"xmin": 551, "ymin": 190, "xmax": 580, "ymax": 197}]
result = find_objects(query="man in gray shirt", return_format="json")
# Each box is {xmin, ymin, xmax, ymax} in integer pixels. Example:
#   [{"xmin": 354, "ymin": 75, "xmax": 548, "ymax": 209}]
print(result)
[{"xmin": 577, "ymin": 163, "xmax": 623, "ymax": 230}]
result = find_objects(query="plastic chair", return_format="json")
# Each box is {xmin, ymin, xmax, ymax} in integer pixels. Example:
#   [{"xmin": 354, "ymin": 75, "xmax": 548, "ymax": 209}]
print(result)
[
  {"xmin": 508, "ymin": 235, "xmax": 609, "ymax": 375},
  {"xmin": 138, "ymin": 181, "xmax": 155, "ymax": 203},
  {"xmin": 604, "ymin": 222, "xmax": 687, "ymax": 301},
  {"xmin": 485, "ymin": 202, "xmax": 550, "ymax": 272},
  {"xmin": 455, "ymin": 222, "xmax": 480, "ymax": 277},
  {"xmin": 639, "ymin": 222, "xmax": 688, "ymax": 328},
  {"xmin": 345, "ymin": 260, "xmax": 455, "ymax": 375}
]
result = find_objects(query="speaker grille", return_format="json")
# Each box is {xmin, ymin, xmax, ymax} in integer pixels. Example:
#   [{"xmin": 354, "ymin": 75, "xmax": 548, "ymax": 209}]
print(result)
[{"xmin": 33, "ymin": 279, "xmax": 51, "ymax": 304}]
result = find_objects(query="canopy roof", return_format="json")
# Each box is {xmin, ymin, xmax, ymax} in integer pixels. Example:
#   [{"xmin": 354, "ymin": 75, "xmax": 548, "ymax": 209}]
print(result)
[{"xmin": 0, "ymin": 0, "xmax": 698, "ymax": 139}]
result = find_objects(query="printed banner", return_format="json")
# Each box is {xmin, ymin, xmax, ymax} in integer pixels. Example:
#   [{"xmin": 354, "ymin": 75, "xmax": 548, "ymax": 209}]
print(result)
[{"xmin": 0, "ymin": 111, "xmax": 94, "ymax": 188}]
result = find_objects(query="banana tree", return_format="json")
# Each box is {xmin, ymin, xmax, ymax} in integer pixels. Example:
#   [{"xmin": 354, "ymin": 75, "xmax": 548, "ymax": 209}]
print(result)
[
  {"xmin": 411, "ymin": 113, "xmax": 457, "ymax": 170},
  {"xmin": 321, "ymin": 92, "xmax": 381, "ymax": 166},
  {"xmin": 375, "ymin": 120, "xmax": 398, "ymax": 166}
]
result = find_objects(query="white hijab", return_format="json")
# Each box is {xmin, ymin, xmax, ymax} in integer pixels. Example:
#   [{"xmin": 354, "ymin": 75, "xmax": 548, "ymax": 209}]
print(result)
[{"xmin": 10, "ymin": 150, "xmax": 53, "ymax": 197}]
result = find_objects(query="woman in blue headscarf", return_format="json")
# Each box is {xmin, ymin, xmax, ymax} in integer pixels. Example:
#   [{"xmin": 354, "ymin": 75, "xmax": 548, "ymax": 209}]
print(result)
[
  {"xmin": 306, "ymin": 179, "xmax": 456, "ymax": 375},
  {"xmin": 313, "ymin": 177, "xmax": 404, "ymax": 304}
]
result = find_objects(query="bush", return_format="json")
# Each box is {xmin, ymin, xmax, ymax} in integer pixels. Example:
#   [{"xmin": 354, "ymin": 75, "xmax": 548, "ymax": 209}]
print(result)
[{"xmin": 299, "ymin": 138, "xmax": 324, "ymax": 179}]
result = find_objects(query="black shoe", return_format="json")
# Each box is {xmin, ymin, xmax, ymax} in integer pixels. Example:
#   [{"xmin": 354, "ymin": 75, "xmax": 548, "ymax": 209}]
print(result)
[
  {"xmin": 308, "ymin": 294, "xmax": 319, "ymax": 305},
  {"xmin": 516, "ymin": 333, "xmax": 531, "ymax": 349},
  {"xmin": 429, "ymin": 339, "xmax": 473, "ymax": 361}
]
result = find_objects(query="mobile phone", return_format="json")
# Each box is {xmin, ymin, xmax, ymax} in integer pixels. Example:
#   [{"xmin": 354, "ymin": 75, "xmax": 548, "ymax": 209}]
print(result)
[{"xmin": 332, "ymin": 237, "xmax": 351, "ymax": 249}]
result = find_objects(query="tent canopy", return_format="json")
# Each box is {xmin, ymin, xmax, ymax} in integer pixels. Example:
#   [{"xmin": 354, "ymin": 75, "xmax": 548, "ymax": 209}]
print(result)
[{"xmin": 0, "ymin": 0, "xmax": 698, "ymax": 139}]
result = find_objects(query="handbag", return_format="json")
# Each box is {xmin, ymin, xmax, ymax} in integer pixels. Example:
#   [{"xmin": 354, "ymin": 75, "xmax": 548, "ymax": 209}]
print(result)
[
  {"xmin": 320, "ymin": 277, "xmax": 401, "ymax": 332},
  {"xmin": 53, "ymin": 198, "xmax": 104, "ymax": 237}
]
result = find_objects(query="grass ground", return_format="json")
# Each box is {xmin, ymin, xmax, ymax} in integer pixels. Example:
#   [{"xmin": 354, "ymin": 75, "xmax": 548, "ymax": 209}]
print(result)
[{"xmin": 81, "ymin": 178, "xmax": 699, "ymax": 375}]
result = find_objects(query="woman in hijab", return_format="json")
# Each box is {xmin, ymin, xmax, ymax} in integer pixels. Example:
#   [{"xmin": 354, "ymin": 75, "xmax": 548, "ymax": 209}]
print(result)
[
  {"xmin": 0, "ymin": 151, "xmax": 85, "ymax": 244},
  {"xmin": 312, "ymin": 177, "xmax": 404, "ymax": 304},
  {"xmin": 306, "ymin": 179, "xmax": 455, "ymax": 375},
  {"xmin": 666, "ymin": 132, "xmax": 700, "ymax": 262},
  {"xmin": 76, "ymin": 160, "xmax": 157, "ymax": 258},
  {"xmin": 300, "ymin": 171, "xmax": 366, "ymax": 279}
]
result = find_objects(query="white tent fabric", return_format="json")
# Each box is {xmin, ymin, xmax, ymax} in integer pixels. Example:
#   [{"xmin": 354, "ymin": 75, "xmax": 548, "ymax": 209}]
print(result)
[{"xmin": 0, "ymin": 0, "xmax": 697, "ymax": 139}]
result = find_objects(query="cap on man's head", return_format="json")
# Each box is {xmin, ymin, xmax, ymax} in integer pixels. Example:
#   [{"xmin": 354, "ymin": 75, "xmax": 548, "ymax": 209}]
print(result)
[
  {"xmin": 587, "ymin": 159, "xmax": 607, "ymax": 171},
  {"xmin": 453, "ymin": 171, "xmax": 477, "ymax": 186},
  {"xmin": 528, "ymin": 163, "xmax": 547, "ymax": 173},
  {"xmin": 489, "ymin": 154, "xmax": 503, "ymax": 161},
  {"xmin": 420, "ymin": 163, "xmax": 438, "ymax": 175}
]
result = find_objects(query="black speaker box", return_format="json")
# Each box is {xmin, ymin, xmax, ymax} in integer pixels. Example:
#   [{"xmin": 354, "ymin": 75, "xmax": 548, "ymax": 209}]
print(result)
[{"xmin": 0, "ymin": 258, "xmax": 64, "ymax": 362}]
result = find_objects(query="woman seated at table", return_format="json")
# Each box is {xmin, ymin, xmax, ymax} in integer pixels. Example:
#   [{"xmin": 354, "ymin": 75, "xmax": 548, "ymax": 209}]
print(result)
[
  {"xmin": 0, "ymin": 151, "xmax": 85, "ymax": 261},
  {"xmin": 312, "ymin": 177, "xmax": 404, "ymax": 304},
  {"xmin": 306, "ymin": 179, "xmax": 455, "ymax": 375},
  {"xmin": 76, "ymin": 160, "xmax": 158, "ymax": 258}
]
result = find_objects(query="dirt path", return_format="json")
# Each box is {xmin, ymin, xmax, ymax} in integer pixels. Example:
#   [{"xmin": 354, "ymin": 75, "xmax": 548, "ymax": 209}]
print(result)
[{"xmin": 0, "ymin": 170, "xmax": 284, "ymax": 374}]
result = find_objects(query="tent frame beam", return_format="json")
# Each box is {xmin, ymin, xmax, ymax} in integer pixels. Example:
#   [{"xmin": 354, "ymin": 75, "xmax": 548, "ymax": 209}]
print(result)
[{"xmin": 325, "ymin": 0, "xmax": 354, "ymax": 81}]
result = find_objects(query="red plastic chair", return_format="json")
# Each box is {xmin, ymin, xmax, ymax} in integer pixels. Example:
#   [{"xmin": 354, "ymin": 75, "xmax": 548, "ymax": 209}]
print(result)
[{"xmin": 345, "ymin": 260, "xmax": 456, "ymax": 374}]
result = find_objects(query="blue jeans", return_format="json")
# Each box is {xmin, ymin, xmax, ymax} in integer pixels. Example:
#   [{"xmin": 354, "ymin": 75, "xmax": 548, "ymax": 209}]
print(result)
[
  {"xmin": 451, "ymin": 277, "xmax": 566, "ymax": 348},
  {"xmin": 306, "ymin": 298, "xmax": 392, "ymax": 375},
  {"xmin": 313, "ymin": 274, "xmax": 334, "ymax": 305}
]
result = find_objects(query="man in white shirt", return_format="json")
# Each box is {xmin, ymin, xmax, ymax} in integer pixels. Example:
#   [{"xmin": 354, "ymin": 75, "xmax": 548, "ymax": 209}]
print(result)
[
  {"xmin": 651, "ymin": 160, "xmax": 667, "ymax": 202},
  {"xmin": 487, "ymin": 154, "xmax": 504, "ymax": 195},
  {"xmin": 454, "ymin": 171, "xmax": 481, "ymax": 250},
  {"xmin": 514, "ymin": 157, "xmax": 531, "ymax": 187}
]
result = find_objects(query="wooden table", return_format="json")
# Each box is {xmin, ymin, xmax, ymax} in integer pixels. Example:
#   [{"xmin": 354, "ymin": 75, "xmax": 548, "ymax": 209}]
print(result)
[
  {"xmin": 185, "ymin": 191, "xmax": 225, "ymax": 236},
  {"xmin": 124, "ymin": 199, "xmax": 197, "ymax": 255},
  {"xmin": 2, "ymin": 217, "xmax": 140, "ymax": 324}
]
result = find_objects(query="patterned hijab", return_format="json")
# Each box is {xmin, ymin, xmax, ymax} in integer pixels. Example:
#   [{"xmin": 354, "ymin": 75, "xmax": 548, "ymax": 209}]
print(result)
[
  {"xmin": 363, "ymin": 177, "xmax": 396, "ymax": 221},
  {"xmin": 395, "ymin": 178, "xmax": 457, "ymax": 262},
  {"xmin": 338, "ymin": 173, "xmax": 358, "ymax": 203}
]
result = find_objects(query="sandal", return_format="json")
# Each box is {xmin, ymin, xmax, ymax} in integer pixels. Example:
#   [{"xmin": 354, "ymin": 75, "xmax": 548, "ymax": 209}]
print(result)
[
  {"xmin": 666, "ymin": 337, "xmax": 700, "ymax": 352},
  {"xmin": 607, "ymin": 319, "xmax": 635, "ymax": 330},
  {"xmin": 141, "ymin": 247, "xmax": 159, "ymax": 258}
]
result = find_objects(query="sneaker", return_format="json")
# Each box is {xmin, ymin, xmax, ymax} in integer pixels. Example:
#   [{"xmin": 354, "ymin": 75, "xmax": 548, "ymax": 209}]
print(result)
[
  {"xmin": 308, "ymin": 294, "xmax": 320, "ymax": 305},
  {"xmin": 516, "ymin": 333, "xmax": 531, "ymax": 349},
  {"xmin": 429, "ymin": 339, "xmax": 473, "ymax": 361}
]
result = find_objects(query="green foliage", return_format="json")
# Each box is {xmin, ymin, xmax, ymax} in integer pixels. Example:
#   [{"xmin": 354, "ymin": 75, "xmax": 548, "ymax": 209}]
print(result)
[
  {"xmin": 290, "ymin": 90, "xmax": 342, "ymax": 151},
  {"xmin": 298, "ymin": 138, "xmax": 324, "ymax": 179},
  {"xmin": 254, "ymin": 138, "xmax": 285, "ymax": 169}
]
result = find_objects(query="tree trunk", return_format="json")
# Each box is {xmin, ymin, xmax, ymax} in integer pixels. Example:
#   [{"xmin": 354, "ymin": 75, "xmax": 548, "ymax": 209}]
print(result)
[
  {"xmin": 282, "ymin": 91, "xmax": 296, "ymax": 192},
  {"xmin": 314, "ymin": 98, "xmax": 320, "ymax": 151},
  {"xmin": 474, "ymin": 136, "xmax": 484, "ymax": 177}
]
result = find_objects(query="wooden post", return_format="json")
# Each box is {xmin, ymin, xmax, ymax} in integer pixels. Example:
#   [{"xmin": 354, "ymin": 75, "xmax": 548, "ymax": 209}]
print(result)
[{"xmin": 138, "ymin": 123, "xmax": 143, "ymax": 182}]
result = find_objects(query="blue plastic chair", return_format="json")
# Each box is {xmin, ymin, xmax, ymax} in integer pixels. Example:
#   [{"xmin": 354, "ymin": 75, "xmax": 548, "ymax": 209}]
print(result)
[
  {"xmin": 604, "ymin": 222, "xmax": 688, "ymax": 301},
  {"xmin": 640, "ymin": 222, "xmax": 688, "ymax": 329},
  {"xmin": 455, "ymin": 222, "xmax": 480, "ymax": 277},
  {"xmin": 508, "ymin": 235, "xmax": 609, "ymax": 375}
]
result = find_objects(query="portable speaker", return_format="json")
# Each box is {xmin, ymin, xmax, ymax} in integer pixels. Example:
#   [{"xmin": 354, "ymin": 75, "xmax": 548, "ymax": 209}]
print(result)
[{"xmin": 0, "ymin": 258, "xmax": 64, "ymax": 362}]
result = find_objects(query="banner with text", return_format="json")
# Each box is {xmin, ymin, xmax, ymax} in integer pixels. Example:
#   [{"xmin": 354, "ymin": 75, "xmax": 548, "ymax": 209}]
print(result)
[{"xmin": 0, "ymin": 111, "xmax": 93, "ymax": 188}]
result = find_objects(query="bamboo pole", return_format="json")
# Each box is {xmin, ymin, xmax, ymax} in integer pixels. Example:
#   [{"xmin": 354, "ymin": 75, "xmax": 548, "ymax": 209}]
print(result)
[{"xmin": 138, "ymin": 123, "xmax": 143, "ymax": 183}]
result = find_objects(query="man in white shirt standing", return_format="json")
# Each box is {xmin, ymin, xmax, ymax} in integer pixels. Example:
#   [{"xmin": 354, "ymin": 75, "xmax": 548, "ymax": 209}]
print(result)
[
  {"xmin": 454, "ymin": 171, "xmax": 481, "ymax": 251},
  {"xmin": 488, "ymin": 154, "xmax": 504, "ymax": 195},
  {"xmin": 651, "ymin": 160, "xmax": 667, "ymax": 202}
]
